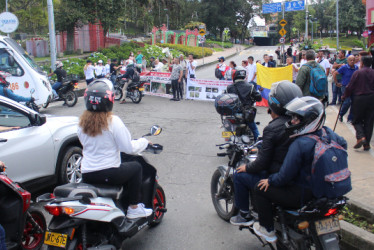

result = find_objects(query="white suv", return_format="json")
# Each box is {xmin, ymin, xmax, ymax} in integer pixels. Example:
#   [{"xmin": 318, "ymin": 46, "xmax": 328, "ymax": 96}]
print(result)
[{"xmin": 0, "ymin": 96, "xmax": 82, "ymax": 192}]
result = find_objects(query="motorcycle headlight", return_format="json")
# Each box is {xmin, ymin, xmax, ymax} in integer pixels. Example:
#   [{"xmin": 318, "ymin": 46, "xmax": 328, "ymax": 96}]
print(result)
[{"xmin": 42, "ymin": 79, "xmax": 51, "ymax": 91}]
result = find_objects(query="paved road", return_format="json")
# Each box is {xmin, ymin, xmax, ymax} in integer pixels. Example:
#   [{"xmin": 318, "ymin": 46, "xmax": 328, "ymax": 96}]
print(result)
[{"xmin": 39, "ymin": 47, "xmax": 275, "ymax": 250}]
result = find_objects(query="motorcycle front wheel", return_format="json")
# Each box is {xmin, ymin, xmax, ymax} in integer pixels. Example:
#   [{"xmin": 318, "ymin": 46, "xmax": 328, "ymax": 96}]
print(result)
[
  {"xmin": 22, "ymin": 208, "xmax": 46, "ymax": 250},
  {"xmin": 64, "ymin": 91, "xmax": 78, "ymax": 107},
  {"xmin": 114, "ymin": 85, "xmax": 123, "ymax": 101},
  {"xmin": 210, "ymin": 169, "xmax": 238, "ymax": 221},
  {"xmin": 130, "ymin": 89, "xmax": 142, "ymax": 103}
]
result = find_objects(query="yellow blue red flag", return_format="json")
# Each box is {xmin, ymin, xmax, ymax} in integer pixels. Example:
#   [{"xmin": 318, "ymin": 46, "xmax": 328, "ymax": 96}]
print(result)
[{"xmin": 256, "ymin": 63, "xmax": 293, "ymax": 107}]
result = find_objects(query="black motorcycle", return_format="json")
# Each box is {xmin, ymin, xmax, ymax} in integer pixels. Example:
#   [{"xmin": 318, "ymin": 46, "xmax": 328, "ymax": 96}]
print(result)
[
  {"xmin": 37, "ymin": 126, "xmax": 166, "ymax": 249},
  {"xmin": 43, "ymin": 75, "xmax": 79, "ymax": 108},
  {"xmin": 0, "ymin": 164, "xmax": 46, "ymax": 250},
  {"xmin": 113, "ymin": 76, "xmax": 145, "ymax": 104},
  {"xmin": 211, "ymin": 137, "xmax": 261, "ymax": 221}
]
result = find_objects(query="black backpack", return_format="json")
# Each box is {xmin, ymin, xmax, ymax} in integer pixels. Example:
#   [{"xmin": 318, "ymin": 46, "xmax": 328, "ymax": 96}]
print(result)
[{"xmin": 215, "ymin": 68, "xmax": 222, "ymax": 79}]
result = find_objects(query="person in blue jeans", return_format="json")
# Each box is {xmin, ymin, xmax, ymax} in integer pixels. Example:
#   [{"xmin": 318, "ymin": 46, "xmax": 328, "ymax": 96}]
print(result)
[
  {"xmin": 230, "ymin": 80, "xmax": 302, "ymax": 226},
  {"xmin": 0, "ymin": 224, "xmax": 6, "ymax": 250},
  {"xmin": 48, "ymin": 61, "xmax": 67, "ymax": 99},
  {"xmin": 333, "ymin": 55, "xmax": 358, "ymax": 123}
]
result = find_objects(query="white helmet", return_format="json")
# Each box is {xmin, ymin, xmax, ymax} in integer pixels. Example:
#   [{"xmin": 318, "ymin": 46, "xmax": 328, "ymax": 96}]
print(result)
[
  {"xmin": 55, "ymin": 61, "xmax": 63, "ymax": 68},
  {"xmin": 98, "ymin": 60, "xmax": 103, "ymax": 64}
]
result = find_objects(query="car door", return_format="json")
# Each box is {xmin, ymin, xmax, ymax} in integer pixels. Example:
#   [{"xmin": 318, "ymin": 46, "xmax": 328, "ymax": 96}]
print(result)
[{"xmin": 0, "ymin": 98, "xmax": 55, "ymax": 184}]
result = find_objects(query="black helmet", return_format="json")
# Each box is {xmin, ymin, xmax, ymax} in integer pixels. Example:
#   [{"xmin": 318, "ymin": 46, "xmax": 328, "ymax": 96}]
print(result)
[
  {"xmin": 233, "ymin": 66, "xmax": 246, "ymax": 81},
  {"xmin": 268, "ymin": 80, "xmax": 303, "ymax": 115},
  {"xmin": 284, "ymin": 96, "xmax": 325, "ymax": 138},
  {"xmin": 84, "ymin": 79, "xmax": 114, "ymax": 112}
]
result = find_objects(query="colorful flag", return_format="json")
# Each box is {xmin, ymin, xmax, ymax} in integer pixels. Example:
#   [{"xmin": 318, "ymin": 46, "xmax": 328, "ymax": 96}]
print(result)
[{"xmin": 256, "ymin": 63, "xmax": 293, "ymax": 107}]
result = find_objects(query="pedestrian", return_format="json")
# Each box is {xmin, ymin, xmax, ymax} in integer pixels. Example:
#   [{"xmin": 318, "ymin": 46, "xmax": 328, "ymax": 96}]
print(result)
[
  {"xmin": 286, "ymin": 57, "xmax": 299, "ymax": 83},
  {"xmin": 152, "ymin": 59, "xmax": 164, "ymax": 72},
  {"xmin": 135, "ymin": 51, "xmax": 143, "ymax": 67},
  {"xmin": 225, "ymin": 61, "xmax": 236, "ymax": 80},
  {"xmin": 342, "ymin": 56, "xmax": 374, "ymax": 151},
  {"xmin": 316, "ymin": 50, "xmax": 331, "ymax": 77},
  {"xmin": 299, "ymin": 52, "xmax": 307, "ymax": 66},
  {"xmin": 148, "ymin": 56, "xmax": 156, "ymax": 70},
  {"xmin": 94, "ymin": 60, "xmax": 106, "ymax": 79},
  {"xmin": 287, "ymin": 46, "xmax": 292, "ymax": 57},
  {"xmin": 269, "ymin": 54, "xmax": 277, "ymax": 67},
  {"xmin": 104, "ymin": 59, "xmax": 111, "ymax": 78},
  {"xmin": 295, "ymin": 50, "xmax": 326, "ymax": 100},
  {"xmin": 186, "ymin": 54, "xmax": 197, "ymax": 79},
  {"xmin": 330, "ymin": 50, "xmax": 347, "ymax": 105},
  {"xmin": 179, "ymin": 54, "xmax": 187, "ymax": 95},
  {"xmin": 216, "ymin": 57, "xmax": 227, "ymax": 80},
  {"xmin": 333, "ymin": 55, "xmax": 358, "ymax": 123},
  {"xmin": 84, "ymin": 60, "xmax": 95, "ymax": 85},
  {"xmin": 246, "ymin": 56, "xmax": 257, "ymax": 87},
  {"xmin": 275, "ymin": 47, "xmax": 281, "ymax": 61},
  {"xmin": 170, "ymin": 58, "xmax": 184, "ymax": 101},
  {"xmin": 354, "ymin": 54, "xmax": 360, "ymax": 68},
  {"xmin": 161, "ymin": 58, "xmax": 170, "ymax": 72},
  {"xmin": 110, "ymin": 59, "xmax": 121, "ymax": 86},
  {"xmin": 293, "ymin": 49, "xmax": 297, "ymax": 63},
  {"xmin": 359, "ymin": 51, "xmax": 370, "ymax": 69},
  {"xmin": 262, "ymin": 54, "xmax": 275, "ymax": 67},
  {"xmin": 370, "ymin": 47, "xmax": 374, "ymax": 69}
]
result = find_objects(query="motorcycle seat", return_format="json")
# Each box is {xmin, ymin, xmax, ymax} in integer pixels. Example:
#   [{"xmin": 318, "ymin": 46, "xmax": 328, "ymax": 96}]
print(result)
[{"xmin": 54, "ymin": 183, "xmax": 123, "ymax": 200}]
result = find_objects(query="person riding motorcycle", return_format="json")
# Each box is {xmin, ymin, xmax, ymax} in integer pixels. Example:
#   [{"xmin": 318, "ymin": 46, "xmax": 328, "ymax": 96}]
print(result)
[
  {"xmin": 227, "ymin": 66, "xmax": 262, "ymax": 140},
  {"xmin": 0, "ymin": 72, "xmax": 33, "ymax": 103},
  {"xmin": 253, "ymin": 96, "xmax": 347, "ymax": 243},
  {"xmin": 48, "ymin": 61, "xmax": 67, "ymax": 100},
  {"xmin": 78, "ymin": 79, "xmax": 153, "ymax": 219},
  {"xmin": 230, "ymin": 80, "xmax": 303, "ymax": 226}
]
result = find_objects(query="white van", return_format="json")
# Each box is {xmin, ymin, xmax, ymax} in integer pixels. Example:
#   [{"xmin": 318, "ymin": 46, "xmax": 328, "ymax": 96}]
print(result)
[{"xmin": 0, "ymin": 36, "xmax": 52, "ymax": 106}]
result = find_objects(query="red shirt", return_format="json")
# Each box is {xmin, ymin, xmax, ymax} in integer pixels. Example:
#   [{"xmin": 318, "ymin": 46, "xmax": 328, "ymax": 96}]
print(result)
[{"xmin": 343, "ymin": 67, "xmax": 374, "ymax": 98}]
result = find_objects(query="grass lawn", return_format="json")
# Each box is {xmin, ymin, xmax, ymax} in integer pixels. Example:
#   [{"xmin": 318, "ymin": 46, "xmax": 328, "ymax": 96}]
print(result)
[
  {"xmin": 212, "ymin": 47, "xmax": 224, "ymax": 52},
  {"xmin": 319, "ymin": 36, "xmax": 364, "ymax": 50}
]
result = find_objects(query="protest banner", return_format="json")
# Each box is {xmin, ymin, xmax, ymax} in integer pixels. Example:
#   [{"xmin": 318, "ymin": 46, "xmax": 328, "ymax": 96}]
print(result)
[{"xmin": 186, "ymin": 78, "xmax": 231, "ymax": 101}]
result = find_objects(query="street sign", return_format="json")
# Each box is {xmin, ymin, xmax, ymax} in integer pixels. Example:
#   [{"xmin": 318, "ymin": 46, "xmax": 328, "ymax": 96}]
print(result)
[
  {"xmin": 363, "ymin": 31, "xmax": 369, "ymax": 38},
  {"xmin": 279, "ymin": 19, "xmax": 287, "ymax": 27},
  {"xmin": 279, "ymin": 37, "xmax": 285, "ymax": 44},
  {"xmin": 285, "ymin": 1, "xmax": 305, "ymax": 12},
  {"xmin": 279, "ymin": 28, "xmax": 287, "ymax": 36},
  {"xmin": 199, "ymin": 37, "xmax": 205, "ymax": 44},
  {"xmin": 0, "ymin": 12, "xmax": 19, "ymax": 33},
  {"xmin": 199, "ymin": 29, "xmax": 206, "ymax": 36},
  {"xmin": 223, "ymin": 28, "xmax": 230, "ymax": 35},
  {"xmin": 262, "ymin": 3, "xmax": 282, "ymax": 14}
]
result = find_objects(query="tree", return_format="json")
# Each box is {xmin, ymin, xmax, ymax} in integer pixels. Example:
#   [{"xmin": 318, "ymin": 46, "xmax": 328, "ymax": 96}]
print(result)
[{"xmin": 338, "ymin": 0, "xmax": 365, "ymax": 37}]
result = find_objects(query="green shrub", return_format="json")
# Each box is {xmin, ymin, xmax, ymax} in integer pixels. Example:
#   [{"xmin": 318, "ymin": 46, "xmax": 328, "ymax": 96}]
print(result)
[
  {"xmin": 352, "ymin": 39, "xmax": 364, "ymax": 48},
  {"xmin": 157, "ymin": 43, "xmax": 213, "ymax": 58}
]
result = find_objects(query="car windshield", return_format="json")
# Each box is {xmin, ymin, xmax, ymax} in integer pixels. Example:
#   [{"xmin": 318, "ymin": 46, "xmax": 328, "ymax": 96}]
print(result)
[{"xmin": 4, "ymin": 38, "xmax": 44, "ymax": 74}]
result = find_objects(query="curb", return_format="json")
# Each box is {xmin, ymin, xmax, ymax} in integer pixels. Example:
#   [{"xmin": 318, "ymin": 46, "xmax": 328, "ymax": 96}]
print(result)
[
  {"xmin": 347, "ymin": 199, "xmax": 374, "ymax": 224},
  {"xmin": 340, "ymin": 220, "xmax": 374, "ymax": 250}
]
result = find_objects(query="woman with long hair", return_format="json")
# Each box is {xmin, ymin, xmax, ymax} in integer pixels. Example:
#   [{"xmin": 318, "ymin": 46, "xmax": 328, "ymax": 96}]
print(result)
[
  {"xmin": 78, "ymin": 79, "xmax": 152, "ymax": 219},
  {"xmin": 225, "ymin": 61, "xmax": 237, "ymax": 80}
]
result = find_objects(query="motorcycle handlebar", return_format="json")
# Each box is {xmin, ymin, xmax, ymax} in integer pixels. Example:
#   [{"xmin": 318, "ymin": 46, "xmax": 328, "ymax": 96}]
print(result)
[{"xmin": 144, "ymin": 144, "xmax": 163, "ymax": 154}]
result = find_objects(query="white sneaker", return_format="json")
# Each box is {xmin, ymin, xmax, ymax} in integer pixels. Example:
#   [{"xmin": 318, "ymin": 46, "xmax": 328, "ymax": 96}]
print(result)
[
  {"xmin": 126, "ymin": 203, "xmax": 153, "ymax": 219},
  {"xmin": 253, "ymin": 222, "xmax": 277, "ymax": 243}
]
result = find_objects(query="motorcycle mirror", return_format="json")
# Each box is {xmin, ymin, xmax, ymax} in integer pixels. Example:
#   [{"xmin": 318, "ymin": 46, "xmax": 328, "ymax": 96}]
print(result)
[
  {"xmin": 150, "ymin": 125, "xmax": 162, "ymax": 136},
  {"xmin": 30, "ymin": 88, "xmax": 35, "ymax": 94}
]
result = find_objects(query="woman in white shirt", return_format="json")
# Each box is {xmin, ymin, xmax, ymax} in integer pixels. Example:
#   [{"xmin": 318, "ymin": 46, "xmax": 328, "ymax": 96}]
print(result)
[
  {"xmin": 225, "ymin": 61, "xmax": 236, "ymax": 80},
  {"xmin": 83, "ymin": 60, "xmax": 95, "ymax": 85},
  {"xmin": 78, "ymin": 79, "xmax": 152, "ymax": 219},
  {"xmin": 94, "ymin": 60, "xmax": 105, "ymax": 78}
]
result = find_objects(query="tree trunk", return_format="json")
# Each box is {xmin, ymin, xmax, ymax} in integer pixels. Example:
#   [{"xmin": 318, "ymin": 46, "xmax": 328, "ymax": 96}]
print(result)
[{"xmin": 66, "ymin": 26, "xmax": 75, "ymax": 53}]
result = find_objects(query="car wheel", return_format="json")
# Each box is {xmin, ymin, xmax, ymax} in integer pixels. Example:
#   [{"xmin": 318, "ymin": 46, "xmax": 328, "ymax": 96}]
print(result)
[{"xmin": 59, "ymin": 146, "xmax": 83, "ymax": 184}]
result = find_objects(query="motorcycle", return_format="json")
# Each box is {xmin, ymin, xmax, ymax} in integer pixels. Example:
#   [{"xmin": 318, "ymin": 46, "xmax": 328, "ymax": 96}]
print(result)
[
  {"xmin": 43, "ymin": 75, "xmax": 79, "ymax": 108},
  {"xmin": 37, "ymin": 126, "xmax": 166, "ymax": 249},
  {"xmin": 25, "ymin": 89, "xmax": 40, "ymax": 112},
  {"xmin": 0, "ymin": 164, "xmax": 46, "ymax": 250},
  {"xmin": 239, "ymin": 197, "xmax": 347, "ymax": 250},
  {"xmin": 113, "ymin": 74, "xmax": 145, "ymax": 104},
  {"xmin": 211, "ymin": 137, "xmax": 261, "ymax": 221}
]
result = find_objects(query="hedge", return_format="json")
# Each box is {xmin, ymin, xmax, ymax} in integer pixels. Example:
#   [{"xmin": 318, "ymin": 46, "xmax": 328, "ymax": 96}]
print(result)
[
  {"xmin": 158, "ymin": 43, "xmax": 213, "ymax": 58},
  {"xmin": 205, "ymin": 40, "xmax": 233, "ymax": 48}
]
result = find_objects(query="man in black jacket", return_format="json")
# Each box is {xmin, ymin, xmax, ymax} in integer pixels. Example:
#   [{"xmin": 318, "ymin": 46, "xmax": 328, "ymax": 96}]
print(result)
[
  {"xmin": 230, "ymin": 80, "xmax": 303, "ymax": 226},
  {"xmin": 227, "ymin": 66, "xmax": 262, "ymax": 140}
]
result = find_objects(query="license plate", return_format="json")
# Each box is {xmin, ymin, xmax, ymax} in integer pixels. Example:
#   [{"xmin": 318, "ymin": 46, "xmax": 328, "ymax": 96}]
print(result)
[
  {"xmin": 139, "ymin": 88, "xmax": 144, "ymax": 91},
  {"xmin": 74, "ymin": 86, "xmax": 79, "ymax": 89},
  {"xmin": 315, "ymin": 216, "xmax": 340, "ymax": 235},
  {"xmin": 44, "ymin": 231, "xmax": 68, "ymax": 248},
  {"xmin": 222, "ymin": 131, "xmax": 235, "ymax": 138}
]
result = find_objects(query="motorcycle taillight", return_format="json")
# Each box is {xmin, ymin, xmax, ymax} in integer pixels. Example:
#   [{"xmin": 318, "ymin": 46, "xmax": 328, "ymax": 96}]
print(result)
[
  {"xmin": 324, "ymin": 208, "xmax": 338, "ymax": 217},
  {"xmin": 44, "ymin": 205, "xmax": 63, "ymax": 216}
]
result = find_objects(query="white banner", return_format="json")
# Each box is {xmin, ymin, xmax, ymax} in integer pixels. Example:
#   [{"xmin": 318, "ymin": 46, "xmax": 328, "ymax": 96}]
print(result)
[{"xmin": 186, "ymin": 78, "xmax": 231, "ymax": 101}]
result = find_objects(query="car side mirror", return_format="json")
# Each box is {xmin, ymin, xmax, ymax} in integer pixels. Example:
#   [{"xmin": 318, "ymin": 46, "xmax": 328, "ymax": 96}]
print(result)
[
  {"xmin": 8, "ymin": 55, "xmax": 15, "ymax": 67},
  {"xmin": 30, "ymin": 114, "xmax": 46, "ymax": 126}
]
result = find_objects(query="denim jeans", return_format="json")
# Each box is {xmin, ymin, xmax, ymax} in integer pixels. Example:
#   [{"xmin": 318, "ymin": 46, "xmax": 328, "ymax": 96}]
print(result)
[
  {"xmin": 52, "ymin": 81, "xmax": 62, "ymax": 97},
  {"xmin": 233, "ymin": 171, "xmax": 267, "ymax": 212},
  {"xmin": 0, "ymin": 224, "xmax": 6, "ymax": 250},
  {"xmin": 331, "ymin": 82, "xmax": 342, "ymax": 104},
  {"xmin": 247, "ymin": 122, "xmax": 259, "ymax": 141},
  {"xmin": 339, "ymin": 85, "xmax": 353, "ymax": 121},
  {"xmin": 110, "ymin": 74, "xmax": 117, "ymax": 86}
]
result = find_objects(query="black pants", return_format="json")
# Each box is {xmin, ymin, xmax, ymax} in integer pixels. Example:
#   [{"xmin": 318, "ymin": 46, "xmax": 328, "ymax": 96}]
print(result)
[
  {"xmin": 254, "ymin": 184, "xmax": 314, "ymax": 231},
  {"xmin": 171, "ymin": 79, "xmax": 181, "ymax": 99},
  {"xmin": 352, "ymin": 94, "xmax": 374, "ymax": 142},
  {"xmin": 82, "ymin": 161, "xmax": 142, "ymax": 205}
]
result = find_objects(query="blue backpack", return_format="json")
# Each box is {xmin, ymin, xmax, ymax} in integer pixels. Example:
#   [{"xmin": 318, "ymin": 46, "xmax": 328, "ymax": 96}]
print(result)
[
  {"xmin": 305, "ymin": 64, "xmax": 327, "ymax": 97},
  {"xmin": 305, "ymin": 128, "xmax": 352, "ymax": 199}
]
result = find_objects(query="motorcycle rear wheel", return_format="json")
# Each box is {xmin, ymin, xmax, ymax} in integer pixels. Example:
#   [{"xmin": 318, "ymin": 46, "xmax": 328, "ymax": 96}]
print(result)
[
  {"xmin": 130, "ymin": 89, "xmax": 142, "ymax": 104},
  {"xmin": 22, "ymin": 208, "xmax": 46, "ymax": 250},
  {"xmin": 150, "ymin": 184, "xmax": 166, "ymax": 226},
  {"xmin": 210, "ymin": 169, "xmax": 238, "ymax": 221},
  {"xmin": 64, "ymin": 91, "xmax": 78, "ymax": 107},
  {"xmin": 114, "ymin": 85, "xmax": 123, "ymax": 101}
]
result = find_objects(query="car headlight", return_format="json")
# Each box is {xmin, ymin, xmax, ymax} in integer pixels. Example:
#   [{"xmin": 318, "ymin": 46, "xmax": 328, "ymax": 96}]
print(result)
[{"xmin": 42, "ymin": 79, "xmax": 51, "ymax": 91}]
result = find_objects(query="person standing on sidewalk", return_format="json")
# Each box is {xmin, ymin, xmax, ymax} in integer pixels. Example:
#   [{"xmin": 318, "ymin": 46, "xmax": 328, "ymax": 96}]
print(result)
[
  {"xmin": 342, "ymin": 56, "xmax": 374, "ymax": 151},
  {"xmin": 246, "ymin": 56, "xmax": 257, "ymax": 88},
  {"xmin": 169, "ymin": 58, "xmax": 183, "ymax": 101},
  {"xmin": 179, "ymin": 54, "xmax": 187, "ymax": 95},
  {"xmin": 224, "ymin": 61, "xmax": 236, "ymax": 80},
  {"xmin": 216, "ymin": 57, "xmax": 227, "ymax": 80},
  {"xmin": 84, "ymin": 60, "xmax": 95, "ymax": 85},
  {"xmin": 333, "ymin": 55, "xmax": 358, "ymax": 123},
  {"xmin": 286, "ymin": 57, "xmax": 299, "ymax": 83},
  {"xmin": 330, "ymin": 50, "xmax": 347, "ymax": 105},
  {"xmin": 186, "ymin": 54, "xmax": 197, "ymax": 79},
  {"xmin": 316, "ymin": 50, "xmax": 330, "ymax": 77},
  {"xmin": 262, "ymin": 54, "xmax": 275, "ymax": 67}
]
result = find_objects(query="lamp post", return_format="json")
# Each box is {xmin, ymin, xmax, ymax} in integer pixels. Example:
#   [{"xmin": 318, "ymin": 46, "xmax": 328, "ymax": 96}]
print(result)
[
  {"xmin": 164, "ymin": 8, "xmax": 169, "ymax": 30},
  {"xmin": 305, "ymin": 0, "xmax": 308, "ymax": 40},
  {"xmin": 336, "ymin": 0, "xmax": 339, "ymax": 49}
]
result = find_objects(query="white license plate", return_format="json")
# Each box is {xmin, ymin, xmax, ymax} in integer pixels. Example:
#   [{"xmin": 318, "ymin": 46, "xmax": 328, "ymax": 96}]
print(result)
[{"xmin": 315, "ymin": 216, "xmax": 340, "ymax": 235}]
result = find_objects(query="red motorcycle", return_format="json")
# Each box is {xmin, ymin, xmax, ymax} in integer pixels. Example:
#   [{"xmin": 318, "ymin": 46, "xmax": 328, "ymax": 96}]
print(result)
[{"xmin": 0, "ymin": 164, "xmax": 46, "ymax": 250}]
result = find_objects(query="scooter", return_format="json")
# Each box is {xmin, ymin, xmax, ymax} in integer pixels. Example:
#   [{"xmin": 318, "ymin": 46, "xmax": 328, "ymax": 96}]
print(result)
[
  {"xmin": 37, "ymin": 126, "xmax": 166, "ymax": 249},
  {"xmin": 0, "ymin": 163, "xmax": 46, "ymax": 250},
  {"xmin": 44, "ymin": 75, "xmax": 79, "ymax": 108}
]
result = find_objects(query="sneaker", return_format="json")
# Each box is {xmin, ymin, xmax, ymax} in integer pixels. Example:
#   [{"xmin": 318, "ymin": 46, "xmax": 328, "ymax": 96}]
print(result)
[
  {"xmin": 175, "ymin": 98, "xmax": 180, "ymax": 101},
  {"xmin": 253, "ymin": 222, "xmax": 277, "ymax": 243},
  {"xmin": 170, "ymin": 98, "xmax": 176, "ymax": 101},
  {"xmin": 127, "ymin": 203, "xmax": 153, "ymax": 219},
  {"xmin": 230, "ymin": 213, "xmax": 254, "ymax": 226}
]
